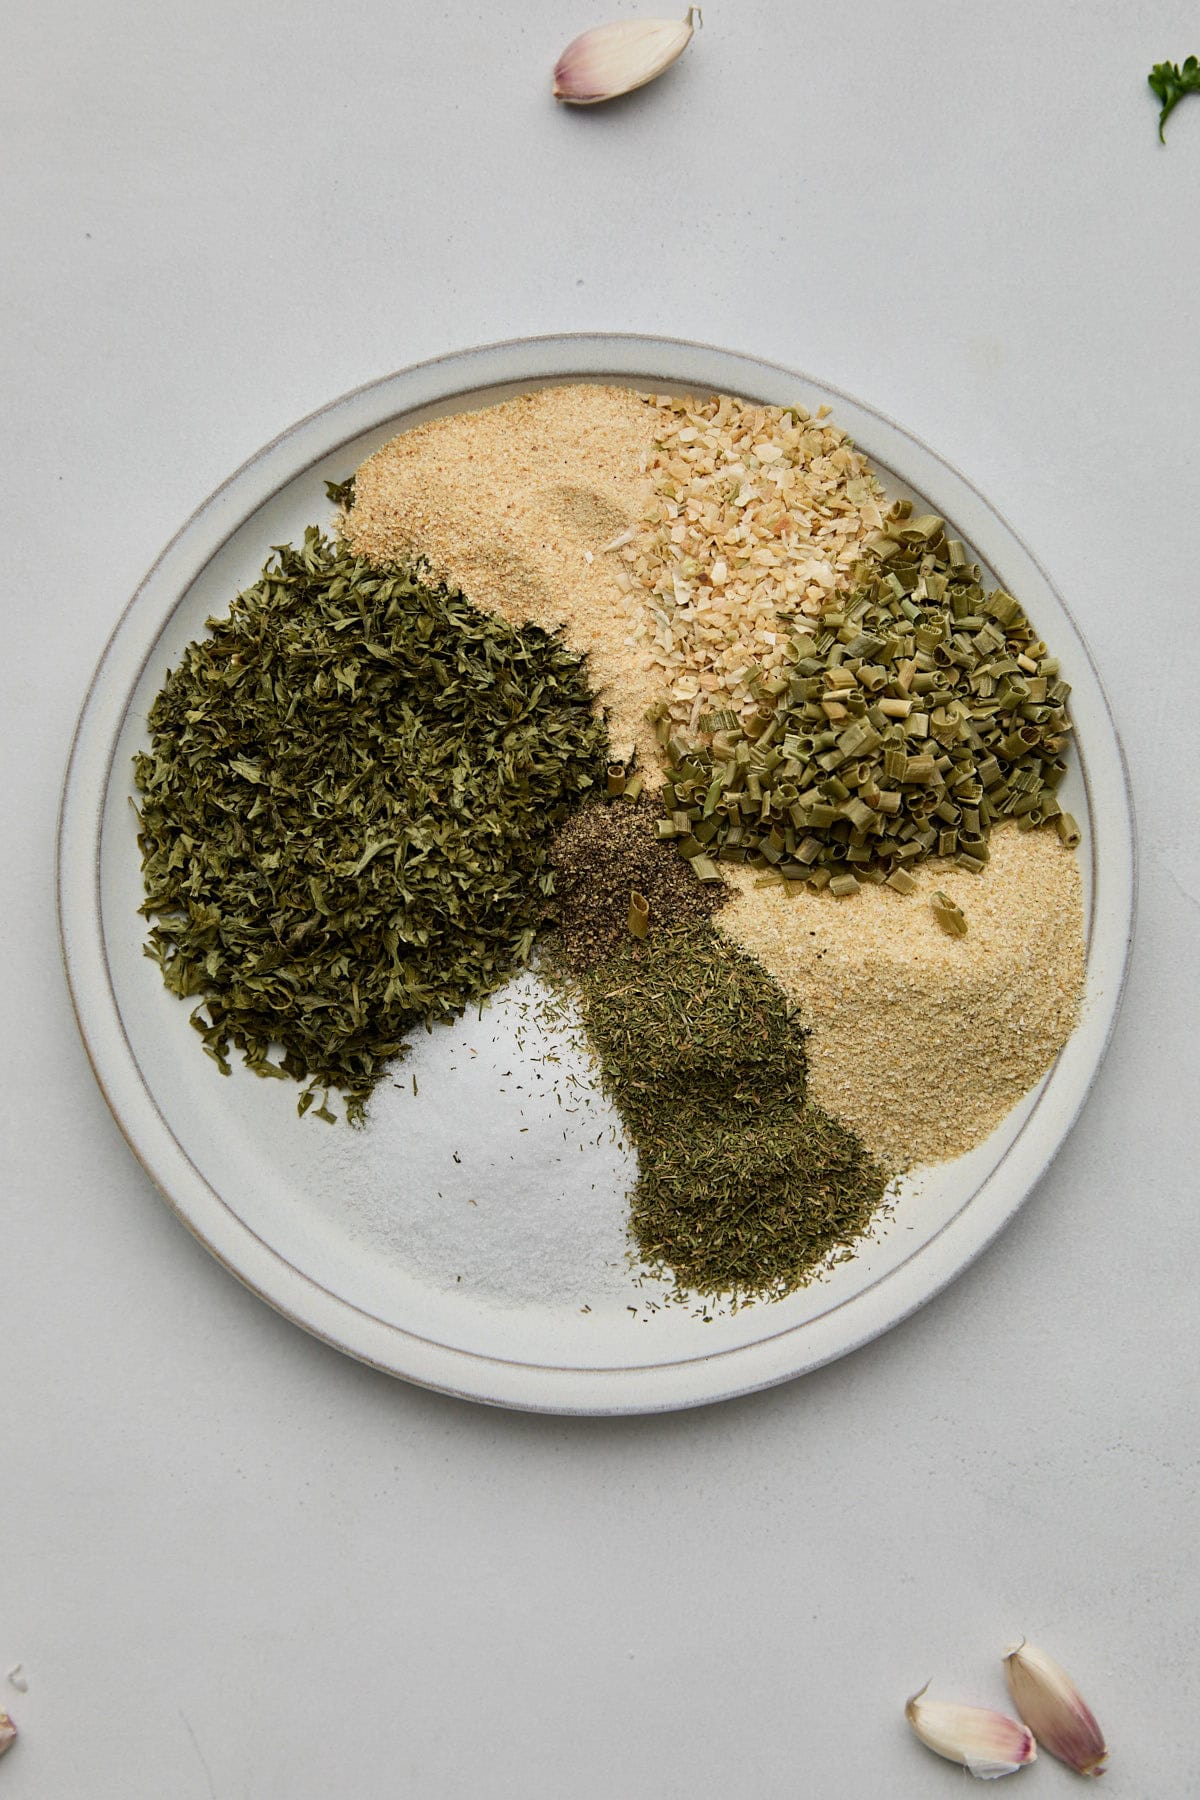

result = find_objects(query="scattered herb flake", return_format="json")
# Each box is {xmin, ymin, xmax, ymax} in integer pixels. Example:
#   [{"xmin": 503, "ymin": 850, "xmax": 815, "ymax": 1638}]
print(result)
[{"xmin": 1149, "ymin": 55, "xmax": 1200, "ymax": 142}]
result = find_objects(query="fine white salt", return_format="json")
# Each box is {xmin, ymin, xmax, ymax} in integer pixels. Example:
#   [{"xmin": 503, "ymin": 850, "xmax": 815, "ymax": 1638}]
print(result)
[{"xmin": 320, "ymin": 969, "xmax": 640, "ymax": 1311}]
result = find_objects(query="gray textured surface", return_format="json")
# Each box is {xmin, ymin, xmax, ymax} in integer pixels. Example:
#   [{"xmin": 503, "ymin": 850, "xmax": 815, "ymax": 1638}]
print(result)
[{"xmin": 3, "ymin": 1, "xmax": 1196, "ymax": 1793}]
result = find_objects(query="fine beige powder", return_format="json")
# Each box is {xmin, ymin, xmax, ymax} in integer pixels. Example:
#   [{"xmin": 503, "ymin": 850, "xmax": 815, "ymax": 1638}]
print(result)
[
  {"xmin": 717, "ymin": 826, "xmax": 1085, "ymax": 1171},
  {"xmin": 346, "ymin": 384, "xmax": 666, "ymax": 769}
]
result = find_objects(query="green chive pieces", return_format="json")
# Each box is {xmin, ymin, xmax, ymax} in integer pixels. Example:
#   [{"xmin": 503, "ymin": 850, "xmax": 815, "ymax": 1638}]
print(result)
[
  {"xmin": 931, "ymin": 891, "xmax": 968, "ymax": 937},
  {"xmin": 659, "ymin": 517, "xmax": 1074, "ymax": 895}
]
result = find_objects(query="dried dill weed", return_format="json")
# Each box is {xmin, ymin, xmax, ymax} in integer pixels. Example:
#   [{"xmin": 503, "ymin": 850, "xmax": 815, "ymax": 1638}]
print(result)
[
  {"xmin": 551, "ymin": 922, "xmax": 890, "ymax": 1305},
  {"xmin": 134, "ymin": 528, "xmax": 607, "ymax": 1120},
  {"xmin": 717, "ymin": 825, "xmax": 1085, "ymax": 1170}
]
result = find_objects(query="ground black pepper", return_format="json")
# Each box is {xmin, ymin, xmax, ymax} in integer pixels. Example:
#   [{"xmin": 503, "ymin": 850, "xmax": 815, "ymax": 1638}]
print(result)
[{"xmin": 547, "ymin": 796, "xmax": 725, "ymax": 975}]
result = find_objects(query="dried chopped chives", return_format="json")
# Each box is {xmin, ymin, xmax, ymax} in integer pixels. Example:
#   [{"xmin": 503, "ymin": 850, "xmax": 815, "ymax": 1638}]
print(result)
[
  {"xmin": 660, "ymin": 516, "xmax": 1074, "ymax": 892},
  {"xmin": 932, "ymin": 891, "xmax": 968, "ymax": 937}
]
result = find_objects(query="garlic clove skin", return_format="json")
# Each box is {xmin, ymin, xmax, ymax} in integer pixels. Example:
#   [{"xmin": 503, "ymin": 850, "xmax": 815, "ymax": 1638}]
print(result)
[
  {"xmin": 0, "ymin": 1711, "xmax": 16, "ymax": 1757},
  {"xmin": 553, "ymin": 10, "xmax": 698, "ymax": 105},
  {"xmin": 906, "ymin": 1685, "xmax": 1037, "ymax": 1780},
  {"xmin": 1003, "ymin": 1640, "xmax": 1108, "ymax": 1777}
]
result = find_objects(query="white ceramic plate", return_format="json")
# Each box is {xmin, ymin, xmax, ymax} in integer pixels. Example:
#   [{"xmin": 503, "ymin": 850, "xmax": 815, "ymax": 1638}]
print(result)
[{"xmin": 57, "ymin": 335, "xmax": 1135, "ymax": 1414}]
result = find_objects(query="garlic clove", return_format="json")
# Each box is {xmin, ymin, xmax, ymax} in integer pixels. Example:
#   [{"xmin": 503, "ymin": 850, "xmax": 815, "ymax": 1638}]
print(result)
[
  {"xmin": 906, "ymin": 1684, "xmax": 1037, "ymax": 1780},
  {"xmin": 1003, "ymin": 1640, "xmax": 1108, "ymax": 1777},
  {"xmin": 0, "ymin": 1711, "xmax": 16, "ymax": 1757},
  {"xmin": 553, "ymin": 9, "xmax": 699, "ymax": 105}
]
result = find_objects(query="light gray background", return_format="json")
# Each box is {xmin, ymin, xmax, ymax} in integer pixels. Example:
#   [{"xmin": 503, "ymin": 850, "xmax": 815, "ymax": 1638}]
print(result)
[{"xmin": 3, "ymin": 2, "xmax": 1197, "ymax": 1794}]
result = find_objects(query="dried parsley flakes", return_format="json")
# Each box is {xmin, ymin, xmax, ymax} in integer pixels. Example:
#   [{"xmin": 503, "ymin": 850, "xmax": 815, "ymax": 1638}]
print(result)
[
  {"xmin": 555, "ymin": 922, "xmax": 889, "ymax": 1304},
  {"xmin": 135, "ymin": 526, "xmax": 607, "ymax": 1120}
]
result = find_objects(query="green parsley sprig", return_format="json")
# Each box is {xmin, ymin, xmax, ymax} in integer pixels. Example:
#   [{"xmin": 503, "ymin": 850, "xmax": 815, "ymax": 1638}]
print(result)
[{"xmin": 1149, "ymin": 56, "xmax": 1200, "ymax": 143}]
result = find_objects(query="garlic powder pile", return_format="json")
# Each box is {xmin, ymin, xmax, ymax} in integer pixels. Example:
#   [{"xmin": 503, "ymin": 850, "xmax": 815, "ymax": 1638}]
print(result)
[{"xmin": 717, "ymin": 826, "xmax": 1085, "ymax": 1170}]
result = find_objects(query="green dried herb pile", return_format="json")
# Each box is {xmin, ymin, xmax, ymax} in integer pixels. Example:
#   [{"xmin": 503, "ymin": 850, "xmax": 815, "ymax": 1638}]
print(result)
[
  {"xmin": 135, "ymin": 526, "xmax": 607, "ymax": 1119},
  {"xmin": 655, "ymin": 511, "xmax": 1074, "ymax": 896},
  {"xmin": 556, "ymin": 923, "xmax": 889, "ymax": 1304},
  {"xmin": 547, "ymin": 795, "xmax": 727, "ymax": 976}
]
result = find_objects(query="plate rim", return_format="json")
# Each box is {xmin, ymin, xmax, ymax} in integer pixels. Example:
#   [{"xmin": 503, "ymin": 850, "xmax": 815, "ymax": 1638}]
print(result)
[{"xmin": 56, "ymin": 331, "xmax": 1137, "ymax": 1414}]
